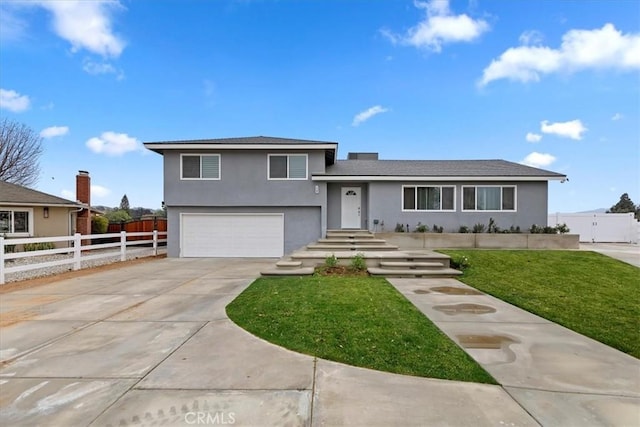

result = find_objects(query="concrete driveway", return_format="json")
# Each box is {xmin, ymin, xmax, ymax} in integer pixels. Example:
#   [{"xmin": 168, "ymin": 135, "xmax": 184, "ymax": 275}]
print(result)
[{"xmin": 1, "ymin": 257, "xmax": 637, "ymax": 426}]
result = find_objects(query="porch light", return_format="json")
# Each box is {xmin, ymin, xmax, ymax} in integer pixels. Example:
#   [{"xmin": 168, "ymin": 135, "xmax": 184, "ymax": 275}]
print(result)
[{"xmin": 43, "ymin": 207, "xmax": 49, "ymax": 218}]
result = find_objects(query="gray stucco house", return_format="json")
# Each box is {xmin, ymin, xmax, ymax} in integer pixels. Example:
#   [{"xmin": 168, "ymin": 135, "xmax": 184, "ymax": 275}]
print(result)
[{"xmin": 144, "ymin": 136, "xmax": 566, "ymax": 258}]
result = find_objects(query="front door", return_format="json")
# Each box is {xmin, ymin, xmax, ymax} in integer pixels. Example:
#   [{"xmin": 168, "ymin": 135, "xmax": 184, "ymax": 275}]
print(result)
[{"xmin": 341, "ymin": 187, "xmax": 361, "ymax": 229}]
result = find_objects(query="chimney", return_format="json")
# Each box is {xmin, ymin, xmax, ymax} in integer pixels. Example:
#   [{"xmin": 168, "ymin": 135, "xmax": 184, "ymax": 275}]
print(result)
[
  {"xmin": 76, "ymin": 170, "xmax": 90, "ymax": 206},
  {"xmin": 347, "ymin": 152, "xmax": 379, "ymax": 160},
  {"xmin": 76, "ymin": 171, "xmax": 91, "ymax": 235}
]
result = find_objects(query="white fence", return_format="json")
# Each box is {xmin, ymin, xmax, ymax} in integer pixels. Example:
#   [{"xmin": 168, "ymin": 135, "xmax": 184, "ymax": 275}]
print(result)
[
  {"xmin": 0, "ymin": 231, "xmax": 167, "ymax": 285},
  {"xmin": 548, "ymin": 212, "xmax": 638, "ymax": 243}
]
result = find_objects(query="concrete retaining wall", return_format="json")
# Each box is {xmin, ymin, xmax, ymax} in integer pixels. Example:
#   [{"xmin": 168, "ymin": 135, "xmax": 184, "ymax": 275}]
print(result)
[{"xmin": 376, "ymin": 232, "xmax": 579, "ymax": 249}]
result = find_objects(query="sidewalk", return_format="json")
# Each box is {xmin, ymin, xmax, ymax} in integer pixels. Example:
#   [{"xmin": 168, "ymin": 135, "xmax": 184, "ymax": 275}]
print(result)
[
  {"xmin": 388, "ymin": 277, "xmax": 640, "ymax": 426},
  {"xmin": 579, "ymin": 242, "xmax": 640, "ymax": 268}
]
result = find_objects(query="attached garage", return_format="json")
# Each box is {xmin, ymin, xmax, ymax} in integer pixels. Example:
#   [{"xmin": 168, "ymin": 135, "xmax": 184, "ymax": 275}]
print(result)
[{"xmin": 180, "ymin": 213, "xmax": 284, "ymax": 257}]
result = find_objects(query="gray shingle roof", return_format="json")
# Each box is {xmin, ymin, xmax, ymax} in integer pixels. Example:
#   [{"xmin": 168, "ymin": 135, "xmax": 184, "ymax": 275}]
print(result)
[
  {"xmin": 319, "ymin": 159, "xmax": 566, "ymax": 178},
  {"xmin": 145, "ymin": 136, "xmax": 338, "ymax": 145},
  {"xmin": 0, "ymin": 181, "xmax": 81, "ymax": 206}
]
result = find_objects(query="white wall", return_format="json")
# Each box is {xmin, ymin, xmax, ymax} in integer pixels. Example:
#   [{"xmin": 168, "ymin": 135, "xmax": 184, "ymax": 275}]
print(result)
[{"xmin": 548, "ymin": 212, "xmax": 638, "ymax": 243}]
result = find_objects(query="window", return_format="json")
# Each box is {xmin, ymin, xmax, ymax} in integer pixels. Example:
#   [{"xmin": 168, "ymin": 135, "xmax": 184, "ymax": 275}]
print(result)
[
  {"xmin": 181, "ymin": 154, "xmax": 220, "ymax": 179},
  {"xmin": 0, "ymin": 209, "xmax": 33, "ymax": 236},
  {"xmin": 462, "ymin": 186, "xmax": 516, "ymax": 211},
  {"xmin": 402, "ymin": 186, "xmax": 455, "ymax": 211},
  {"xmin": 268, "ymin": 154, "xmax": 307, "ymax": 180}
]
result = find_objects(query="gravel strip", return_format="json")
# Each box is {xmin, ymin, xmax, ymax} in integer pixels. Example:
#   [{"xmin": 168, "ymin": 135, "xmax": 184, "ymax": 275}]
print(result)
[{"xmin": 3, "ymin": 248, "xmax": 167, "ymax": 283}]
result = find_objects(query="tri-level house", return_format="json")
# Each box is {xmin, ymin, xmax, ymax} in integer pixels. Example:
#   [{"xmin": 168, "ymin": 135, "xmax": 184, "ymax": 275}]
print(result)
[{"xmin": 144, "ymin": 136, "xmax": 566, "ymax": 258}]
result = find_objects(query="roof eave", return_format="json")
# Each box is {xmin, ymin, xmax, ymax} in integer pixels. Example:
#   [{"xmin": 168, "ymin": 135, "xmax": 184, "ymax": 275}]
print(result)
[
  {"xmin": 311, "ymin": 175, "xmax": 566, "ymax": 182},
  {"xmin": 144, "ymin": 142, "xmax": 338, "ymax": 153},
  {"xmin": 0, "ymin": 202, "xmax": 83, "ymax": 208}
]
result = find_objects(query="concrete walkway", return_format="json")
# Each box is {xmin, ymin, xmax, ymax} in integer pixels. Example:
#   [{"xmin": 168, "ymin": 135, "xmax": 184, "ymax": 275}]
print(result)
[
  {"xmin": 1, "ymin": 258, "xmax": 638, "ymax": 426},
  {"xmin": 579, "ymin": 242, "xmax": 640, "ymax": 268},
  {"xmin": 388, "ymin": 278, "xmax": 640, "ymax": 426}
]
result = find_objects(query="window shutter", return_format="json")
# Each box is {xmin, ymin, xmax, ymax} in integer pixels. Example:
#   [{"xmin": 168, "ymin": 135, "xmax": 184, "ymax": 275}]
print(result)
[
  {"xmin": 288, "ymin": 155, "xmax": 307, "ymax": 179},
  {"xmin": 201, "ymin": 155, "xmax": 220, "ymax": 179}
]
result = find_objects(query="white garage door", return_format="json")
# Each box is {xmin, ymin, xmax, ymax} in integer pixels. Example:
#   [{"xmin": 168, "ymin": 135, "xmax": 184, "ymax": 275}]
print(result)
[{"xmin": 181, "ymin": 213, "xmax": 284, "ymax": 257}]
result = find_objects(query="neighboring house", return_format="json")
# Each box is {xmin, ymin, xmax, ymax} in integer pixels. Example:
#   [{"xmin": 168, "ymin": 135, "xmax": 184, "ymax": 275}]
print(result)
[
  {"xmin": 0, "ymin": 170, "xmax": 97, "ymax": 239},
  {"xmin": 144, "ymin": 136, "xmax": 566, "ymax": 258}
]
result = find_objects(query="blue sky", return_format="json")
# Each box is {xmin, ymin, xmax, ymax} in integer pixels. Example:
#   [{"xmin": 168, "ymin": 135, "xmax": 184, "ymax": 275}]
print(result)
[{"xmin": 1, "ymin": 0, "xmax": 638, "ymax": 212}]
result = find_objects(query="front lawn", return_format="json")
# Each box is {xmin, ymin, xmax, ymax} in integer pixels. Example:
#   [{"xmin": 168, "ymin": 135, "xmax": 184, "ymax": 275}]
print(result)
[
  {"xmin": 441, "ymin": 250, "xmax": 640, "ymax": 358},
  {"xmin": 226, "ymin": 276, "xmax": 496, "ymax": 383}
]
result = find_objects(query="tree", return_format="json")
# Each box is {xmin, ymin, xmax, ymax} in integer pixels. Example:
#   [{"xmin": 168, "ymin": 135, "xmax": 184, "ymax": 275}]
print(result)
[
  {"xmin": 0, "ymin": 118, "xmax": 43, "ymax": 187},
  {"xmin": 119, "ymin": 194, "xmax": 130, "ymax": 213},
  {"xmin": 608, "ymin": 193, "xmax": 639, "ymax": 220},
  {"xmin": 105, "ymin": 209, "xmax": 132, "ymax": 223}
]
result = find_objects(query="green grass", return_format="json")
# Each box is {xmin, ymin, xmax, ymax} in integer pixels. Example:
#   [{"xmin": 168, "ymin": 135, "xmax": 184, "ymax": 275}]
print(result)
[
  {"xmin": 226, "ymin": 276, "xmax": 496, "ymax": 383},
  {"xmin": 441, "ymin": 250, "xmax": 640, "ymax": 358}
]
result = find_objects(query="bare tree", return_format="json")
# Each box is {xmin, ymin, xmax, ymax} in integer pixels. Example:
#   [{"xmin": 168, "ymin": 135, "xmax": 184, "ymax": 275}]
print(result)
[{"xmin": 0, "ymin": 118, "xmax": 43, "ymax": 187}]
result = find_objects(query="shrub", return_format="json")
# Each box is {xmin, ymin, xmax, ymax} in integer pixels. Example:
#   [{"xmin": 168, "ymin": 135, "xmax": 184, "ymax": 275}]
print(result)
[
  {"xmin": 414, "ymin": 222, "xmax": 428, "ymax": 233},
  {"xmin": 487, "ymin": 218, "xmax": 500, "ymax": 233},
  {"xmin": 555, "ymin": 223, "xmax": 570, "ymax": 234},
  {"xmin": 458, "ymin": 225, "xmax": 470, "ymax": 233},
  {"xmin": 529, "ymin": 224, "xmax": 542, "ymax": 234},
  {"xmin": 23, "ymin": 242, "xmax": 55, "ymax": 251},
  {"xmin": 432, "ymin": 224, "xmax": 444, "ymax": 233},
  {"xmin": 350, "ymin": 253, "xmax": 367, "ymax": 271},
  {"xmin": 4, "ymin": 244, "xmax": 16, "ymax": 253},
  {"xmin": 450, "ymin": 255, "xmax": 470, "ymax": 270},
  {"xmin": 508, "ymin": 225, "xmax": 521, "ymax": 233},
  {"xmin": 472, "ymin": 223, "xmax": 486, "ymax": 233},
  {"xmin": 325, "ymin": 253, "xmax": 338, "ymax": 268},
  {"xmin": 106, "ymin": 209, "xmax": 132, "ymax": 223},
  {"xmin": 542, "ymin": 226, "xmax": 558, "ymax": 234},
  {"xmin": 92, "ymin": 215, "xmax": 109, "ymax": 234},
  {"xmin": 394, "ymin": 223, "xmax": 405, "ymax": 232}
]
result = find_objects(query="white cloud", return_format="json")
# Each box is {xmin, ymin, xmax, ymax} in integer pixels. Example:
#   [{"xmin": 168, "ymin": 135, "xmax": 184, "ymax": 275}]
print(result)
[
  {"xmin": 63, "ymin": 185, "xmax": 111, "ymax": 200},
  {"xmin": 382, "ymin": 0, "xmax": 489, "ymax": 52},
  {"xmin": 518, "ymin": 30, "xmax": 544, "ymax": 46},
  {"xmin": 61, "ymin": 189, "xmax": 75, "ymax": 200},
  {"xmin": 40, "ymin": 126, "xmax": 69, "ymax": 139},
  {"xmin": 0, "ymin": 5, "xmax": 27, "ymax": 42},
  {"xmin": 36, "ymin": 0, "xmax": 126, "ymax": 58},
  {"xmin": 86, "ymin": 131, "xmax": 142, "ymax": 156},
  {"xmin": 521, "ymin": 152, "xmax": 556, "ymax": 168},
  {"xmin": 0, "ymin": 88, "xmax": 30, "ymax": 112},
  {"xmin": 611, "ymin": 112, "xmax": 623, "ymax": 121},
  {"xmin": 82, "ymin": 59, "xmax": 125, "ymax": 79},
  {"xmin": 541, "ymin": 119, "xmax": 587, "ymax": 140},
  {"xmin": 480, "ymin": 24, "xmax": 640, "ymax": 86},
  {"xmin": 526, "ymin": 132, "xmax": 542, "ymax": 143},
  {"xmin": 352, "ymin": 105, "xmax": 389, "ymax": 127},
  {"xmin": 91, "ymin": 184, "xmax": 111, "ymax": 198}
]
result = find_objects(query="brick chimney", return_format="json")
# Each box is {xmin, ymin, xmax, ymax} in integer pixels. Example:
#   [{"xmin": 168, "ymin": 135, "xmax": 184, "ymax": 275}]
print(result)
[{"xmin": 76, "ymin": 171, "xmax": 91, "ymax": 235}]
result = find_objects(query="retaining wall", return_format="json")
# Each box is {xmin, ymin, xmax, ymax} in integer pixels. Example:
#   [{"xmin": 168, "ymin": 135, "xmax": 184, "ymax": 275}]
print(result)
[{"xmin": 376, "ymin": 233, "xmax": 579, "ymax": 250}]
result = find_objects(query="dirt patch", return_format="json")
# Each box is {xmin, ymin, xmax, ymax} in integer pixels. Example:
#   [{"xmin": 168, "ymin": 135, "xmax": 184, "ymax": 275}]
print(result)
[
  {"xmin": 314, "ymin": 266, "xmax": 369, "ymax": 277},
  {"xmin": 430, "ymin": 286, "xmax": 483, "ymax": 295},
  {"xmin": 457, "ymin": 334, "xmax": 517, "ymax": 349},
  {"xmin": 0, "ymin": 255, "xmax": 166, "ymax": 295},
  {"xmin": 433, "ymin": 303, "xmax": 496, "ymax": 315}
]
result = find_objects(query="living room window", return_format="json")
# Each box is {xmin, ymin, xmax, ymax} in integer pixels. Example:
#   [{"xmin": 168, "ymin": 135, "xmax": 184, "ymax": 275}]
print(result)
[
  {"xmin": 181, "ymin": 154, "xmax": 220, "ymax": 180},
  {"xmin": 402, "ymin": 186, "xmax": 455, "ymax": 211},
  {"xmin": 0, "ymin": 208, "xmax": 33, "ymax": 236},
  {"xmin": 268, "ymin": 154, "xmax": 307, "ymax": 180},
  {"xmin": 462, "ymin": 186, "xmax": 516, "ymax": 211}
]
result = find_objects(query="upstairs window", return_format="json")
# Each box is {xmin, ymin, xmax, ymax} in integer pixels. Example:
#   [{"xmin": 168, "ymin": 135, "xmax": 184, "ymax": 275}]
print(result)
[
  {"xmin": 181, "ymin": 154, "xmax": 220, "ymax": 180},
  {"xmin": 0, "ymin": 209, "xmax": 33, "ymax": 236},
  {"xmin": 402, "ymin": 186, "xmax": 455, "ymax": 211},
  {"xmin": 463, "ymin": 186, "xmax": 516, "ymax": 211},
  {"xmin": 268, "ymin": 154, "xmax": 307, "ymax": 180}
]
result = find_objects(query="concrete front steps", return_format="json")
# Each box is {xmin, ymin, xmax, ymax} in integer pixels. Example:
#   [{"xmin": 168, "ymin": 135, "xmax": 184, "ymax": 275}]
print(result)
[{"xmin": 260, "ymin": 230, "xmax": 462, "ymax": 278}]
